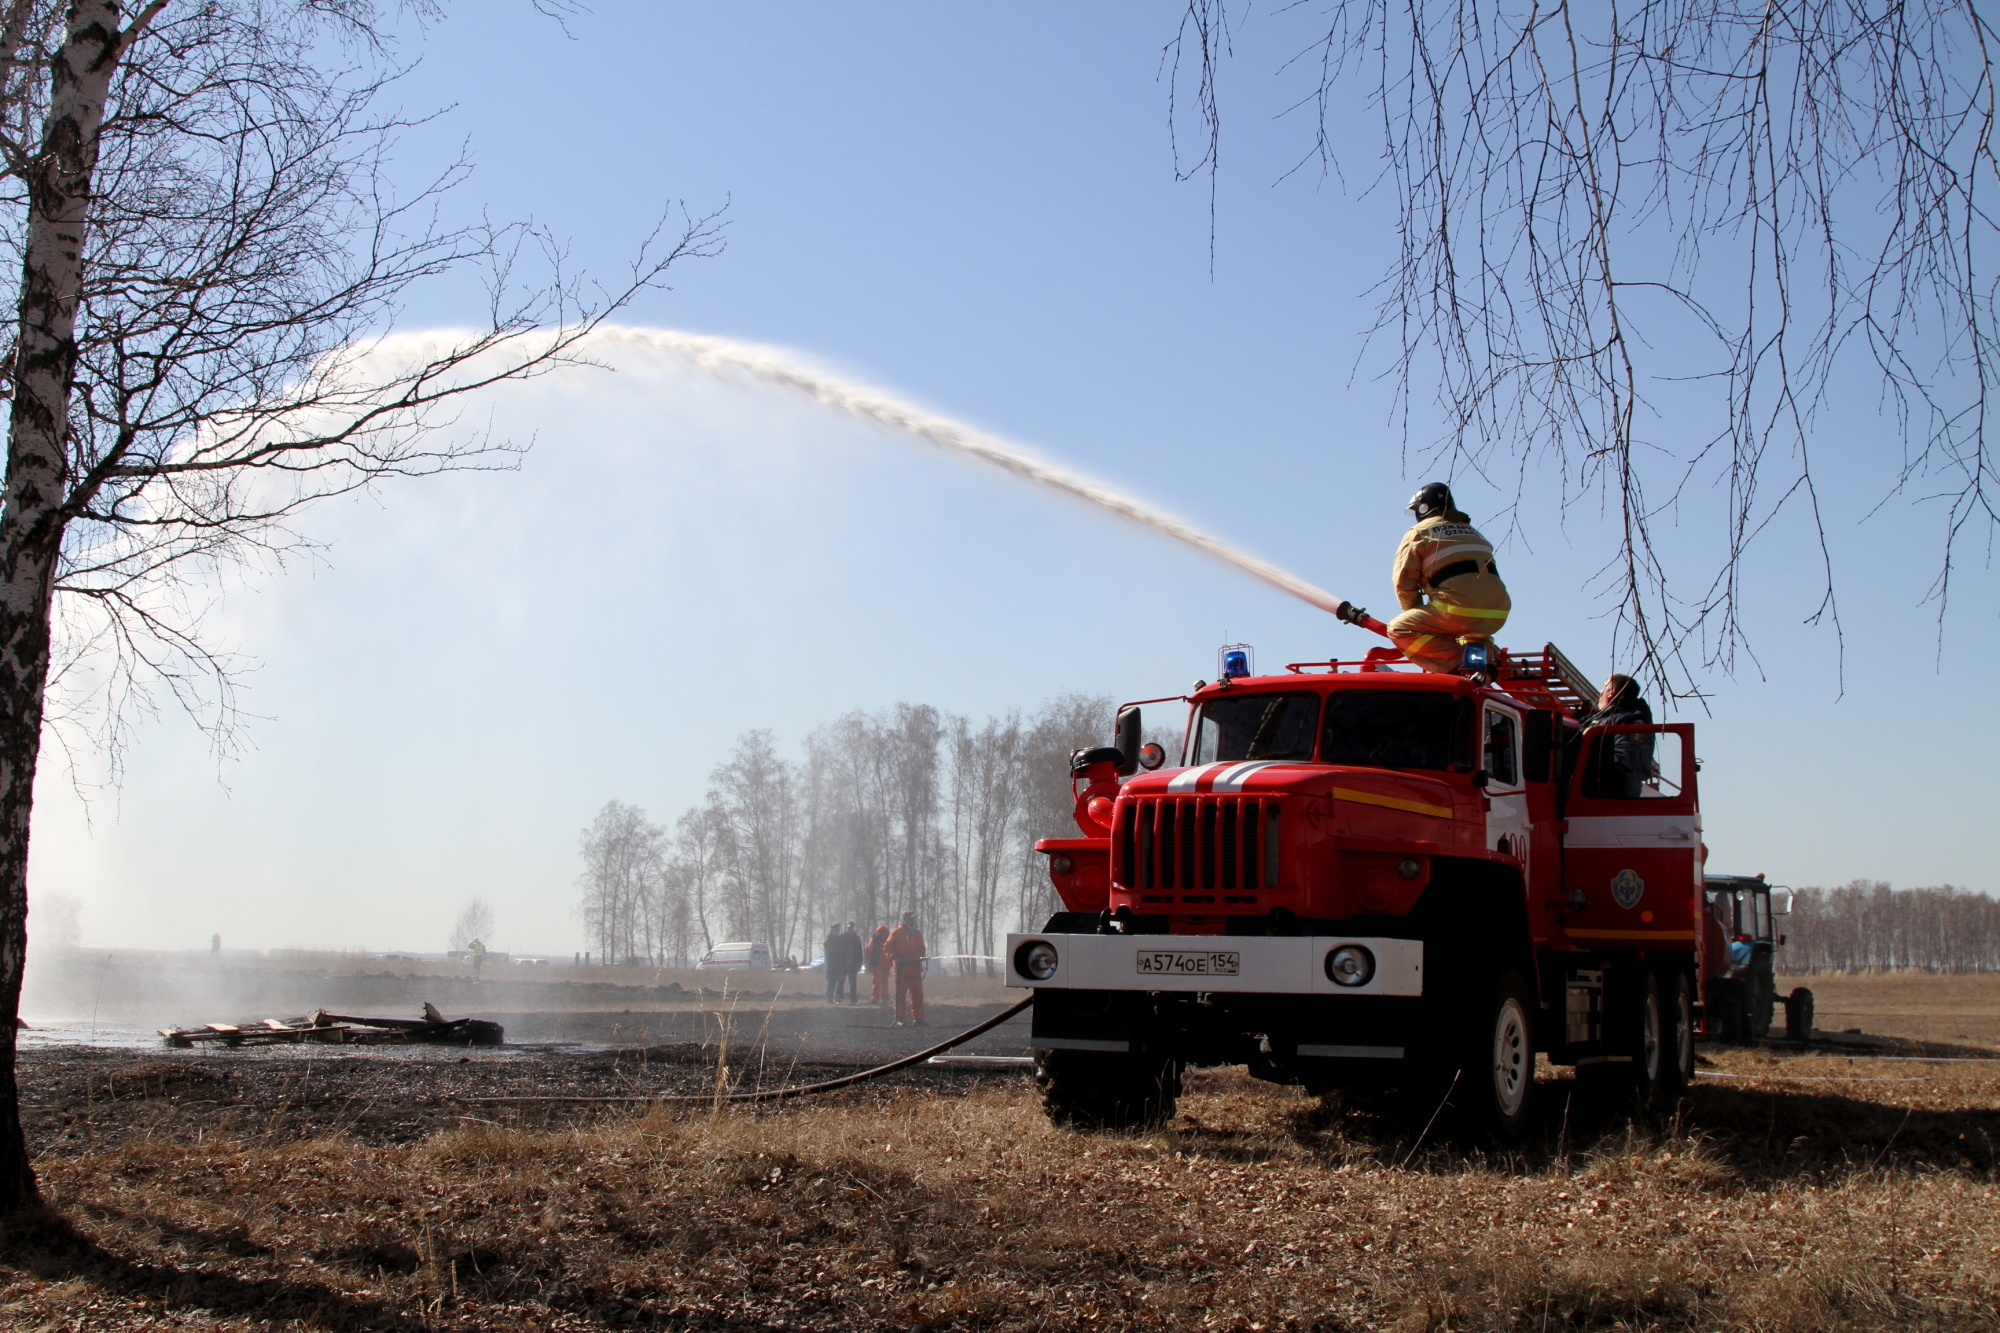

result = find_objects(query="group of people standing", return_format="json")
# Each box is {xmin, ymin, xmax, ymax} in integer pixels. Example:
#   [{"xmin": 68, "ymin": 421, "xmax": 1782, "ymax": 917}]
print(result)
[{"xmin": 821, "ymin": 911, "xmax": 929, "ymax": 1026}]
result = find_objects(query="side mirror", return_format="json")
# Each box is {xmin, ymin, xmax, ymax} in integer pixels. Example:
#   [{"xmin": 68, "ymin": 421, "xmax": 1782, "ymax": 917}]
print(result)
[
  {"xmin": 1138, "ymin": 742, "xmax": 1166, "ymax": 771},
  {"xmin": 1114, "ymin": 706, "xmax": 1142, "ymax": 776},
  {"xmin": 1770, "ymin": 889, "xmax": 1793, "ymax": 916}
]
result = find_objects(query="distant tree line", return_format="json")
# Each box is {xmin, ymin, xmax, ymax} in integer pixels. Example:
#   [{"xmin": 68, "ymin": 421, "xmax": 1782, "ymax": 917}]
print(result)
[
  {"xmin": 576, "ymin": 696, "xmax": 1113, "ymax": 968},
  {"xmin": 1784, "ymin": 882, "xmax": 2000, "ymax": 973}
]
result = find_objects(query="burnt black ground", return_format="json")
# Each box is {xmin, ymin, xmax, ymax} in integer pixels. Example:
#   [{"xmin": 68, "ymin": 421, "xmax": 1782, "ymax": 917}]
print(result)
[{"xmin": 21, "ymin": 997, "xmax": 1036, "ymax": 1154}]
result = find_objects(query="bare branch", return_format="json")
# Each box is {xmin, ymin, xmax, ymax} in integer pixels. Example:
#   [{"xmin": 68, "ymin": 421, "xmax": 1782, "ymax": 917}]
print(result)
[{"xmin": 1180, "ymin": 0, "xmax": 2000, "ymax": 697}]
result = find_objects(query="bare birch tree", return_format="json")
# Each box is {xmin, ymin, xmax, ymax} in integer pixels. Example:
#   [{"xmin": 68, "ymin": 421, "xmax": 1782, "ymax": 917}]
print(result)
[
  {"xmin": 881, "ymin": 703, "xmax": 942, "ymax": 923},
  {"xmin": 670, "ymin": 801, "xmax": 727, "ymax": 960},
  {"xmin": 947, "ymin": 711, "xmax": 1025, "ymax": 973},
  {"xmin": 449, "ymin": 897, "xmax": 494, "ymax": 952},
  {"xmin": 576, "ymin": 800, "xmax": 668, "ymax": 965},
  {"xmin": 1785, "ymin": 882, "xmax": 2000, "ymax": 973},
  {"xmin": 1171, "ymin": 1, "xmax": 2000, "ymax": 691},
  {"xmin": 627, "ymin": 694, "xmax": 1115, "ymax": 976},
  {"xmin": 710, "ymin": 730, "xmax": 802, "ymax": 957},
  {"xmin": 804, "ymin": 711, "xmax": 894, "ymax": 929},
  {"xmin": 0, "ymin": 0, "xmax": 718, "ymax": 1207}
]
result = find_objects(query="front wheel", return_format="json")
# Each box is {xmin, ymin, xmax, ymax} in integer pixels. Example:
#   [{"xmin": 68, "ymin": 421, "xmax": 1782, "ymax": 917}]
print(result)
[
  {"xmin": 1445, "ymin": 969, "xmax": 1535, "ymax": 1143},
  {"xmin": 1036, "ymin": 1048, "xmax": 1182, "ymax": 1130}
]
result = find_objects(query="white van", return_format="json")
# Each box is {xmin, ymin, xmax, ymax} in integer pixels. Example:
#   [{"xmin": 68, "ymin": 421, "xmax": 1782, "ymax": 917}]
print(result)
[{"xmin": 698, "ymin": 942, "xmax": 773, "ymax": 971}]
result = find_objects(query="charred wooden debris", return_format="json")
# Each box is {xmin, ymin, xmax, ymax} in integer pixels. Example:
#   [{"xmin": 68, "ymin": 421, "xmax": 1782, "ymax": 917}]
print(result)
[{"xmin": 161, "ymin": 1003, "xmax": 504, "ymax": 1049}]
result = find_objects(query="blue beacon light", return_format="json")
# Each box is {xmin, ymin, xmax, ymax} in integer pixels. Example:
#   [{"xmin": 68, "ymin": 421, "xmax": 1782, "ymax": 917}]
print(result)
[{"xmin": 1220, "ymin": 645, "xmax": 1253, "ymax": 679}]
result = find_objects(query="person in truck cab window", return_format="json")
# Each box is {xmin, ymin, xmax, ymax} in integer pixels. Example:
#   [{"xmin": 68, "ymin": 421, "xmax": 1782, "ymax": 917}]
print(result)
[
  {"xmin": 1587, "ymin": 673, "xmax": 1655, "ymax": 798},
  {"xmin": 1388, "ymin": 482, "xmax": 1512, "ymax": 672}
]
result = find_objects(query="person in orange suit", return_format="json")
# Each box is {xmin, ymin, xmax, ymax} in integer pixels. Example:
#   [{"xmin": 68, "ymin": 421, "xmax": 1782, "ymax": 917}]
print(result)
[
  {"xmin": 884, "ymin": 912, "xmax": 928, "ymax": 1027},
  {"xmin": 866, "ymin": 923, "xmax": 892, "ymax": 1003}
]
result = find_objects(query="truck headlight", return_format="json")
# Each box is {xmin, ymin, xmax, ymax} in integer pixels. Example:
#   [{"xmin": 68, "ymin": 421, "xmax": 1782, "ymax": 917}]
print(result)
[
  {"xmin": 1325, "ymin": 945, "xmax": 1375, "ymax": 988},
  {"xmin": 1015, "ymin": 940, "xmax": 1059, "ymax": 981}
]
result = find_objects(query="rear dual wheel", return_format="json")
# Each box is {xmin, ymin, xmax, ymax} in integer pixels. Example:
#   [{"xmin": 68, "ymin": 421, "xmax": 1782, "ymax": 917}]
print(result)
[
  {"xmin": 1654, "ymin": 969, "xmax": 1696, "ymax": 1102},
  {"xmin": 1590, "ymin": 967, "xmax": 1693, "ymax": 1110}
]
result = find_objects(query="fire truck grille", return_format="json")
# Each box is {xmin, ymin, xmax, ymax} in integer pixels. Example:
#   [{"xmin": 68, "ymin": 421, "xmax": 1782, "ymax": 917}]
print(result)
[{"xmin": 1114, "ymin": 797, "xmax": 1281, "ymax": 893}]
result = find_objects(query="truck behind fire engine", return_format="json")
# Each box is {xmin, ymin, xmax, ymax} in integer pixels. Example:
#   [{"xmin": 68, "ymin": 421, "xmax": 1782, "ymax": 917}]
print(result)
[{"xmin": 1007, "ymin": 642, "xmax": 1716, "ymax": 1140}]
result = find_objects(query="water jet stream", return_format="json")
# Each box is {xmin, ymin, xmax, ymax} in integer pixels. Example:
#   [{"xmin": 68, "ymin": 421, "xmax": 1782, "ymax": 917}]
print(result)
[{"xmin": 598, "ymin": 328, "xmax": 1345, "ymax": 617}]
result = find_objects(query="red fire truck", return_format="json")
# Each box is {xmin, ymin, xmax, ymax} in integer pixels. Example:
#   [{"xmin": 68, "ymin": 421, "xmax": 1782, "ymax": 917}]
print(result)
[{"xmin": 1006, "ymin": 639, "xmax": 1708, "ymax": 1140}]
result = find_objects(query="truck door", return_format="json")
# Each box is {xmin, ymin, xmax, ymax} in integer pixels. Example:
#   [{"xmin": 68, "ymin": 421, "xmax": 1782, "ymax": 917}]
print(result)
[
  {"xmin": 1560, "ymin": 724, "xmax": 1701, "ymax": 950},
  {"xmin": 1482, "ymin": 703, "xmax": 1529, "ymax": 875}
]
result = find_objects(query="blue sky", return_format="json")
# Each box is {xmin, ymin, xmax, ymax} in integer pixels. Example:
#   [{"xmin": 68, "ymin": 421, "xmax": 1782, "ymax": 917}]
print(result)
[{"xmin": 26, "ymin": 2, "xmax": 1998, "ymax": 956}]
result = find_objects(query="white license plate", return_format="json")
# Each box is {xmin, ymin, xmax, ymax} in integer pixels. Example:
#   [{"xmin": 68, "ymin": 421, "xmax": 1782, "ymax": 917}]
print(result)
[{"xmin": 1136, "ymin": 950, "xmax": 1240, "ymax": 977}]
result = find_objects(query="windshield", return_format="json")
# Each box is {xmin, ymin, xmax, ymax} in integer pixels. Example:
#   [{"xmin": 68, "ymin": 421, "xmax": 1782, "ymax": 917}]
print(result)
[
  {"xmin": 1321, "ymin": 690, "xmax": 1470, "ymax": 771},
  {"xmin": 1189, "ymin": 692, "xmax": 1321, "ymax": 764}
]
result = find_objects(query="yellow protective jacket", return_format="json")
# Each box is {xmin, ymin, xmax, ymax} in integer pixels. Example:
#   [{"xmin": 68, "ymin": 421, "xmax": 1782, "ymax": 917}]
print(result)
[{"xmin": 1392, "ymin": 510, "xmax": 1511, "ymax": 616}]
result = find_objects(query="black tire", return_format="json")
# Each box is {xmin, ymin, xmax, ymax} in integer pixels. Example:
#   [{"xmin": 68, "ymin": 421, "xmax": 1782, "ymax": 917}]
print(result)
[
  {"xmin": 1704, "ymin": 977, "xmax": 1740, "ymax": 1044},
  {"xmin": 1585, "ymin": 966, "xmax": 1673, "ymax": 1111},
  {"xmin": 1438, "ymin": 969, "xmax": 1535, "ymax": 1143},
  {"xmin": 1784, "ymin": 987, "xmax": 1816, "ymax": 1043},
  {"xmin": 1661, "ymin": 968, "xmax": 1695, "ymax": 1100},
  {"xmin": 1632, "ymin": 970, "xmax": 1672, "ymax": 1108},
  {"xmin": 1749, "ymin": 970, "xmax": 1776, "ymax": 1040},
  {"xmin": 1035, "ymin": 1048, "xmax": 1182, "ymax": 1130}
]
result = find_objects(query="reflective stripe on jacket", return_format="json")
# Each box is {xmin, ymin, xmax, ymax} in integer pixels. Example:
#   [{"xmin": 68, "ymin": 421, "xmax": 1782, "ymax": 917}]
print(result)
[{"xmin": 1392, "ymin": 510, "xmax": 1511, "ymax": 614}]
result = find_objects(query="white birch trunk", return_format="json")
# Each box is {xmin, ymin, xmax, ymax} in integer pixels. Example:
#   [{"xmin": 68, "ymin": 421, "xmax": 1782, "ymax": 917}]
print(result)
[{"xmin": 0, "ymin": 0, "xmax": 128, "ymax": 1209}]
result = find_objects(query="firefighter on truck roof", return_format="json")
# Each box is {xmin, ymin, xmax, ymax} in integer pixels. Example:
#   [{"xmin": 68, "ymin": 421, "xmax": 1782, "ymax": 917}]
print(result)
[{"xmin": 1388, "ymin": 482, "xmax": 1511, "ymax": 673}]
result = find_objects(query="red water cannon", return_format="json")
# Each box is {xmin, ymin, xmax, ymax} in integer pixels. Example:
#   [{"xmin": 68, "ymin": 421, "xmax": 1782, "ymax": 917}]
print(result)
[{"xmin": 1334, "ymin": 600, "xmax": 1391, "ymax": 638}]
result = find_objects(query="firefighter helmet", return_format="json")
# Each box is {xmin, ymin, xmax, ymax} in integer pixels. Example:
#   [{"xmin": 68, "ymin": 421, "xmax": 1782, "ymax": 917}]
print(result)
[{"xmin": 1407, "ymin": 481, "xmax": 1454, "ymax": 519}]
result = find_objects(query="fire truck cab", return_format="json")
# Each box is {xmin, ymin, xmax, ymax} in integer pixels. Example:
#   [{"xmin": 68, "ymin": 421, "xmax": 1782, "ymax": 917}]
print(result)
[{"xmin": 1008, "ymin": 643, "xmax": 1708, "ymax": 1140}]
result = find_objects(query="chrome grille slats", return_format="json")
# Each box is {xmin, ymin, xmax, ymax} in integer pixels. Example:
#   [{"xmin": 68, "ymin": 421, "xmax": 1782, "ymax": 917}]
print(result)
[{"xmin": 1113, "ymin": 795, "xmax": 1281, "ymax": 894}]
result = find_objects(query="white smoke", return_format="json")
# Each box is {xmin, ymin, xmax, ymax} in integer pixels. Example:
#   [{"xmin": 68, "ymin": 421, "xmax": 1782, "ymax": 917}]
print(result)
[{"xmin": 587, "ymin": 327, "xmax": 1347, "ymax": 617}]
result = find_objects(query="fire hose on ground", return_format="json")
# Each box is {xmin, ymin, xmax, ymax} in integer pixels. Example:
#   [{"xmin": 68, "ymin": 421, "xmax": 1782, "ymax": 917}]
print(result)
[{"xmin": 456, "ymin": 995, "xmax": 1035, "ymax": 1107}]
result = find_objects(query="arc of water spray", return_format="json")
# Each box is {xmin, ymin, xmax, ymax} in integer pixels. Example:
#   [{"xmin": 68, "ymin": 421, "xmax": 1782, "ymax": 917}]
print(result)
[{"xmin": 596, "ymin": 328, "xmax": 1346, "ymax": 617}]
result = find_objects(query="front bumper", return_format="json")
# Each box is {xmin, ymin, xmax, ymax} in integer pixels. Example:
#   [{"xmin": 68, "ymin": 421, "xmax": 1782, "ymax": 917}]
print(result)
[{"xmin": 1002, "ymin": 932, "xmax": 1423, "ymax": 998}]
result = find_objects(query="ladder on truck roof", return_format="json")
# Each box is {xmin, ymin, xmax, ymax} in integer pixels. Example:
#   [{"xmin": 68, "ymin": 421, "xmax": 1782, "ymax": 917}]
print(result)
[
  {"xmin": 1493, "ymin": 643, "xmax": 1595, "ymax": 718},
  {"xmin": 1286, "ymin": 641, "xmax": 1597, "ymax": 717}
]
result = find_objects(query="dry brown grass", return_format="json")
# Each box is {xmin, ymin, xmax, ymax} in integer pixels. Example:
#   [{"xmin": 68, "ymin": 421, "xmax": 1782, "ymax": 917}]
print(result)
[
  {"xmin": 3, "ymin": 1042, "xmax": 1997, "ymax": 1332},
  {"xmin": 6, "ymin": 970, "xmax": 1997, "ymax": 1331},
  {"xmin": 1779, "ymin": 972, "xmax": 2000, "ymax": 1048}
]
